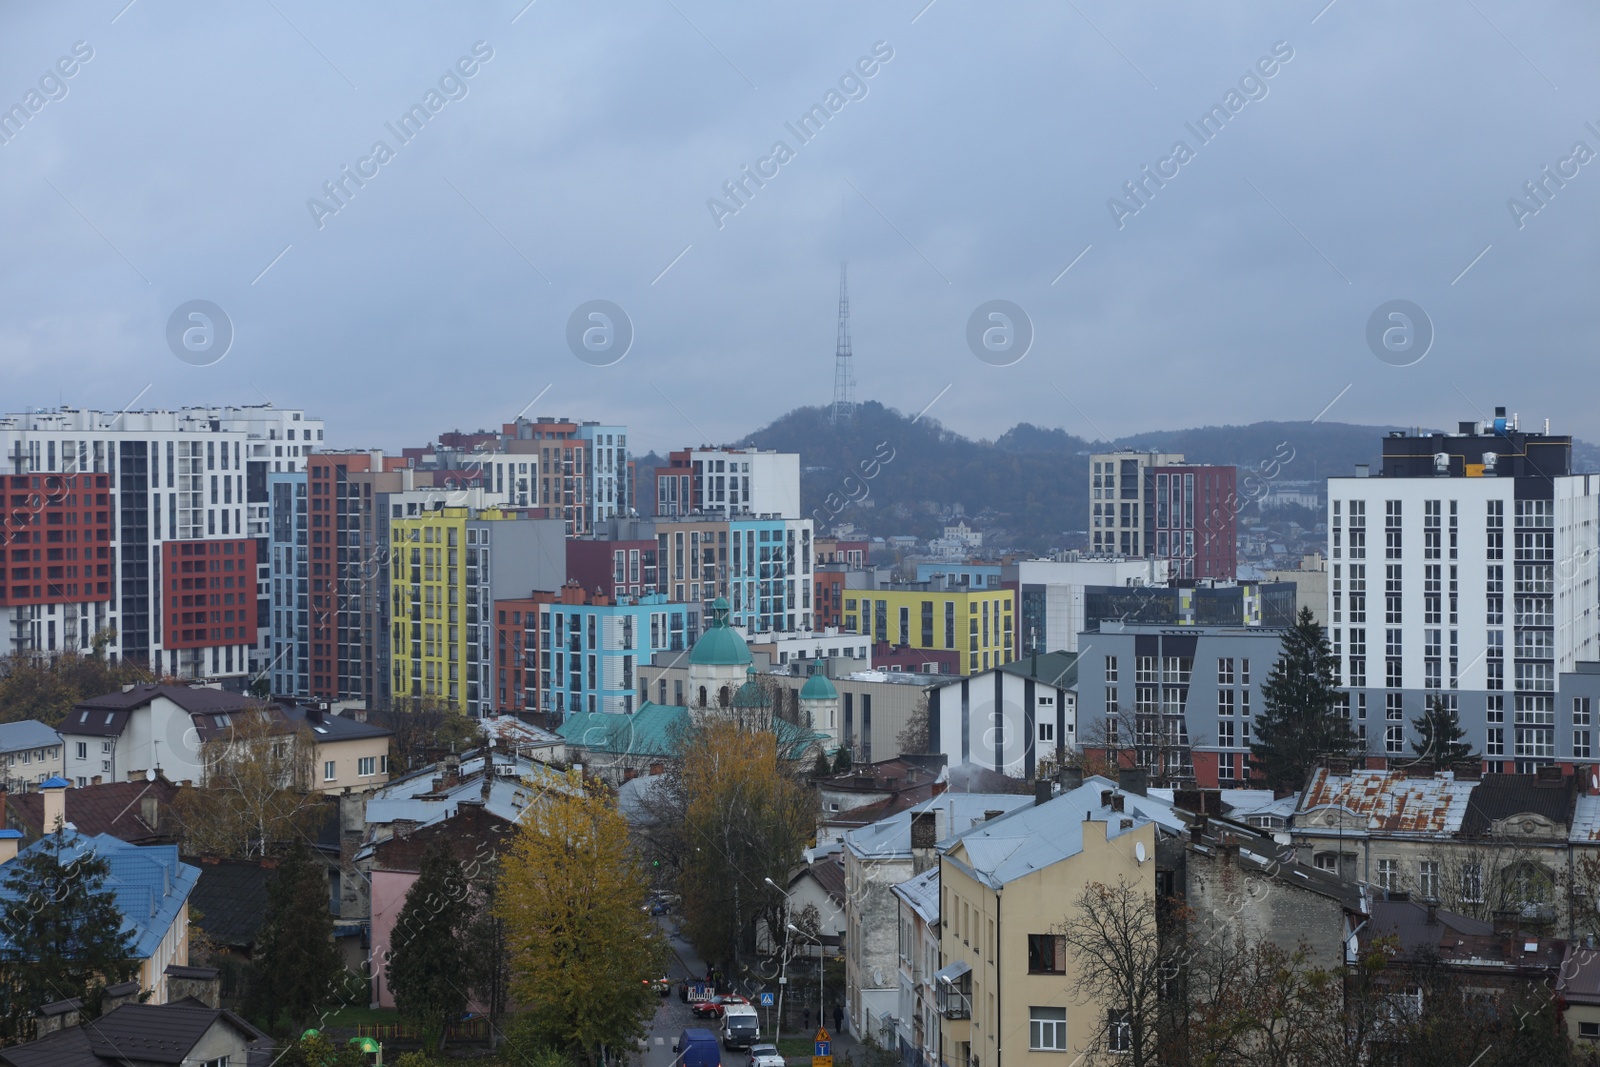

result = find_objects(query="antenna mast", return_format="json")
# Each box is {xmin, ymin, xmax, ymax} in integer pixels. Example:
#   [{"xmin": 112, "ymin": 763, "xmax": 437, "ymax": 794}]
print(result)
[{"xmin": 831, "ymin": 263, "xmax": 856, "ymax": 425}]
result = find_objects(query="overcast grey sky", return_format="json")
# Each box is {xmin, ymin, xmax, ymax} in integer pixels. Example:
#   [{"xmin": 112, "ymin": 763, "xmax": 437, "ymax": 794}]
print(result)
[{"xmin": 3, "ymin": 1, "xmax": 1597, "ymax": 455}]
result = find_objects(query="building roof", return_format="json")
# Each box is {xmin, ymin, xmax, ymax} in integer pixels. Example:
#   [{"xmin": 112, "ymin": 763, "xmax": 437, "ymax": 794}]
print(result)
[
  {"xmin": 186, "ymin": 858, "xmax": 278, "ymax": 949},
  {"xmin": 0, "ymin": 721, "xmax": 61, "ymax": 754},
  {"xmin": 891, "ymin": 865, "xmax": 940, "ymax": 925},
  {"xmin": 843, "ymin": 793, "xmax": 1034, "ymax": 865},
  {"xmin": 0, "ymin": 1001, "xmax": 265, "ymax": 1067},
  {"xmin": 0, "ymin": 831, "xmax": 198, "ymax": 961},
  {"xmin": 1558, "ymin": 942, "xmax": 1600, "ymax": 1004},
  {"xmin": 57, "ymin": 687, "xmax": 389, "ymax": 744},
  {"xmin": 1296, "ymin": 767, "xmax": 1477, "ymax": 836},
  {"xmin": 945, "ymin": 778, "xmax": 1185, "ymax": 889},
  {"xmin": 9, "ymin": 777, "xmax": 181, "ymax": 844},
  {"xmin": 1362, "ymin": 898, "xmax": 1564, "ymax": 971},
  {"xmin": 1571, "ymin": 793, "xmax": 1600, "ymax": 843},
  {"xmin": 800, "ymin": 673, "xmax": 838, "ymax": 700},
  {"xmin": 558, "ymin": 704, "xmax": 827, "ymax": 763},
  {"xmin": 479, "ymin": 715, "xmax": 562, "ymax": 750},
  {"xmin": 689, "ymin": 598, "xmax": 751, "ymax": 666},
  {"xmin": 1460, "ymin": 772, "xmax": 1577, "ymax": 837},
  {"xmin": 793, "ymin": 856, "xmax": 847, "ymax": 909},
  {"xmin": 997, "ymin": 651, "xmax": 1079, "ymax": 689},
  {"xmin": 277, "ymin": 703, "xmax": 392, "ymax": 742},
  {"xmin": 361, "ymin": 751, "xmax": 568, "ymax": 841}
]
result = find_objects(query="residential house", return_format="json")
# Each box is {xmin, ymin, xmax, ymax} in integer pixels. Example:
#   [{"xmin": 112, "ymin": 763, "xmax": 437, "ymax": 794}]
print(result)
[
  {"xmin": 0, "ymin": 721, "xmax": 63, "ymax": 793},
  {"xmin": 761, "ymin": 856, "xmax": 846, "ymax": 957},
  {"xmin": 55, "ymin": 683, "xmax": 392, "ymax": 794},
  {"xmin": 1292, "ymin": 764, "xmax": 1581, "ymax": 934},
  {"xmin": 5, "ymin": 775, "xmax": 179, "ymax": 844},
  {"xmin": 186, "ymin": 857, "xmax": 278, "ymax": 1003},
  {"xmin": 927, "ymin": 653, "xmax": 1078, "ymax": 781},
  {"xmin": 891, "ymin": 866, "xmax": 941, "ymax": 1067},
  {"xmin": 934, "ymin": 778, "xmax": 1186, "ymax": 1066},
  {"xmin": 0, "ymin": 998, "xmax": 265, "ymax": 1067},
  {"xmin": 0, "ymin": 816, "xmax": 199, "ymax": 1004},
  {"xmin": 1556, "ymin": 941, "xmax": 1600, "ymax": 1046},
  {"xmin": 842, "ymin": 793, "xmax": 1033, "ymax": 1042}
]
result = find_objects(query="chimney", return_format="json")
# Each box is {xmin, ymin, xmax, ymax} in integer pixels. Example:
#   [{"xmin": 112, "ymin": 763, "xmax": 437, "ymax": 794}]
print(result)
[
  {"xmin": 1100, "ymin": 789, "xmax": 1114, "ymax": 808},
  {"xmin": 1034, "ymin": 779, "xmax": 1054, "ymax": 806},
  {"xmin": 1425, "ymin": 901, "xmax": 1439, "ymax": 925},
  {"xmin": 91, "ymin": 775, "xmax": 102, "ymax": 786},
  {"xmin": 101, "ymin": 981, "xmax": 141, "ymax": 1013},
  {"xmin": 0, "ymin": 829, "xmax": 21, "ymax": 864},
  {"xmin": 36, "ymin": 997, "xmax": 83, "ymax": 1034},
  {"xmin": 1354, "ymin": 464, "xmax": 1369, "ymax": 478},
  {"xmin": 42, "ymin": 779, "xmax": 65, "ymax": 833},
  {"xmin": 1111, "ymin": 794, "xmax": 1125, "ymax": 813},
  {"xmin": 910, "ymin": 809, "xmax": 938, "ymax": 874},
  {"xmin": 140, "ymin": 795, "xmax": 159, "ymax": 833},
  {"xmin": 1059, "ymin": 766, "xmax": 1084, "ymax": 792},
  {"xmin": 482, "ymin": 742, "xmax": 494, "ymax": 802},
  {"xmin": 1119, "ymin": 767, "xmax": 1148, "ymax": 797}
]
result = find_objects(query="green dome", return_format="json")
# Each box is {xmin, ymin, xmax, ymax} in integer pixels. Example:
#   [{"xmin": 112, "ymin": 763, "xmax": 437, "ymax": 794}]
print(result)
[
  {"xmin": 688, "ymin": 597, "xmax": 752, "ymax": 666},
  {"xmin": 800, "ymin": 672, "xmax": 838, "ymax": 700},
  {"xmin": 732, "ymin": 666, "xmax": 769, "ymax": 708}
]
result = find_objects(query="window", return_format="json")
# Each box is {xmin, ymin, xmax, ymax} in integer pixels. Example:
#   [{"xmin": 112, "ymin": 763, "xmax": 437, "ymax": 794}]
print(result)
[
  {"xmin": 1377, "ymin": 858, "xmax": 1399, "ymax": 891},
  {"xmin": 1461, "ymin": 863, "xmax": 1483, "ymax": 903},
  {"xmin": 1038, "ymin": 722, "xmax": 1055, "ymax": 744},
  {"xmin": 1107, "ymin": 1010, "xmax": 1132, "ymax": 1053},
  {"xmin": 1028, "ymin": 934, "xmax": 1066, "ymax": 974},
  {"xmin": 1105, "ymin": 656, "xmax": 1118, "ymax": 683},
  {"xmin": 323, "ymin": 760, "xmax": 336, "ymax": 781},
  {"xmin": 1418, "ymin": 861, "xmax": 1440, "ymax": 900},
  {"xmin": 358, "ymin": 756, "xmax": 376, "ymax": 777},
  {"xmin": 1217, "ymin": 657, "xmax": 1234, "ymax": 685},
  {"xmin": 1580, "ymin": 1021, "xmax": 1599, "ymax": 1041},
  {"xmin": 75, "ymin": 742, "xmax": 86, "ymax": 760},
  {"xmin": 1030, "ymin": 1007, "xmax": 1067, "ymax": 1052}
]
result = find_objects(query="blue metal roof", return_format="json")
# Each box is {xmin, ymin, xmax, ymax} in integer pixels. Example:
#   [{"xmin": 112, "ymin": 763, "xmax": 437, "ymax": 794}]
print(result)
[
  {"xmin": 0, "ymin": 720, "xmax": 61, "ymax": 754},
  {"xmin": 0, "ymin": 831, "xmax": 199, "ymax": 961}
]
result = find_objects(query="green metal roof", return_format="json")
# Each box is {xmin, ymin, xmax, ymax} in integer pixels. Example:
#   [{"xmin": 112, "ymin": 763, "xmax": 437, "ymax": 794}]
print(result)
[
  {"xmin": 688, "ymin": 597, "xmax": 751, "ymax": 666},
  {"xmin": 799, "ymin": 673, "xmax": 838, "ymax": 700},
  {"xmin": 556, "ymin": 703, "xmax": 828, "ymax": 763},
  {"xmin": 732, "ymin": 666, "xmax": 769, "ymax": 708},
  {"xmin": 998, "ymin": 650, "xmax": 1080, "ymax": 689}
]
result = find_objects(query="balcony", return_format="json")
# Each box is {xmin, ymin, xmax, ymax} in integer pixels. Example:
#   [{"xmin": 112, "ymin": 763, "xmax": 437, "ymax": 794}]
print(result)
[{"xmin": 933, "ymin": 961, "xmax": 971, "ymax": 1019}]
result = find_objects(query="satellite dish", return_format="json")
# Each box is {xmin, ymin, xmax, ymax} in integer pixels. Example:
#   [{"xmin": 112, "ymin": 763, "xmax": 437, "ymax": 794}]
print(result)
[
  {"xmin": 1135, "ymin": 842, "xmax": 1147, "ymax": 864},
  {"xmin": 145, "ymin": 769, "xmax": 156, "ymax": 782}
]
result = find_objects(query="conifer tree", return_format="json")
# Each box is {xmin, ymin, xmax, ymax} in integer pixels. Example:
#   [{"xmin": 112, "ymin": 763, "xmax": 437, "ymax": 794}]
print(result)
[
  {"xmin": 1411, "ymin": 695, "xmax": 1477, "ymax": 770},
  {"xmin": 0, "ymin": 831, "xmax": 139, "ymax": 1042},
  {"xmin": 251, "ymin": 840, "xmax": 341, "ymax": 1030},
  {"xmin": 387, "ymin": 845, "xmax": 472, "ymax": 1053},
  {"xmin": 1249, "ymin": 607, "xmax": 1357, "ymax": 794}
]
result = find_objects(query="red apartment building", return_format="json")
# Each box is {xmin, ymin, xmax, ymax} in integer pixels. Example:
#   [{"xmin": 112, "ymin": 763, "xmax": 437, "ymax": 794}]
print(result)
[
  {"xmin": 162, "ymin": 539, "xmax": 258, "ymax": 649},
  {"xmin": 1152, "ymin": 464, "xmax": 1238, "ymax": 580},
  {"xmin": 493, "ymin": 597, "xmax": 539, "ymax": 716},
  {"xmin": 566, "ymin": 539, "xmax": 659, "ymax": 601},
  {"xmin": 0, "ymin": 472, "xmax": 114, "ymax": 650}
]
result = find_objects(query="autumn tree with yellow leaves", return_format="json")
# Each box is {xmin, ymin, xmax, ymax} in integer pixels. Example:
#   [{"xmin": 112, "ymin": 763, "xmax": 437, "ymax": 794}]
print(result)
[{"xmin": 496, "ymin": 770, "xmax": 665, "ymax": 1066}]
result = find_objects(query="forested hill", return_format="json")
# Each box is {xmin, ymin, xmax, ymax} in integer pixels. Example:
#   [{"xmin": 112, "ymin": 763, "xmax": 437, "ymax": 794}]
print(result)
[{"xmin": 713, "ymin": 401, "xmax": 1399, "ymax": 549}]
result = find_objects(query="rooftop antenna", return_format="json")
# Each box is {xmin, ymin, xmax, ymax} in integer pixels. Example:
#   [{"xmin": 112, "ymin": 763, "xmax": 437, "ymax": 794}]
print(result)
[{"xmin": 831, "ymin": 263, "xmax": 856, "ymax": 425}]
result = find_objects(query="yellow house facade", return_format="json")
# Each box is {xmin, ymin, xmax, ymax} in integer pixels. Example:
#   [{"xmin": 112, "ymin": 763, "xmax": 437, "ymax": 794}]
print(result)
[
  {"xmin": 842, "ymin": 586, "xmax": 1014, "ymax": 675},
  {"xmin": 937, "ymin": 779, "xmax": 1180, "ymax": 1067}
]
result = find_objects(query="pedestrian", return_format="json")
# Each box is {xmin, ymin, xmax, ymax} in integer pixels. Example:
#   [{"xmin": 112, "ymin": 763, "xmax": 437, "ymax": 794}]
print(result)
[
  {"xmin": 833, "ymin": 1004, "xmax": 843, "ymax": 1035},
  {"xmin": 804, "ymin": 1008, "xmax": 812, "ymax": 1032}
]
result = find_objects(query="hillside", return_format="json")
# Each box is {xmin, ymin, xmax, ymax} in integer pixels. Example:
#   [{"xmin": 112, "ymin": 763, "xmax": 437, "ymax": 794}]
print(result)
[{"xmin": 723, "ymin": 402, "xmax": 1391, "ymax": 550}]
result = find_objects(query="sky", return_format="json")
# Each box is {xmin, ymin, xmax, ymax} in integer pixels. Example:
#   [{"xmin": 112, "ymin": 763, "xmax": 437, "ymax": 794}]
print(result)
[{"xmin": 2, "ymin": 1, "xmax": 1598, "ymax": 457}]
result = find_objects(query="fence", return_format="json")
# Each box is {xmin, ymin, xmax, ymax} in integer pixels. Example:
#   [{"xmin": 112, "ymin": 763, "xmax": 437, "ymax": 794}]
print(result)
[{"xmin": 354, "ymin": 1018, "xmax": 492, "ymax": 1042}]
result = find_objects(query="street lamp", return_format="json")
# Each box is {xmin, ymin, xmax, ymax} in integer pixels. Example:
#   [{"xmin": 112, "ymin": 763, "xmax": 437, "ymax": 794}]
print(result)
[
  {"xmin": 788, "ymin": 922, "xmax": 824, "ymax": 1037},
  {"xmin": 765, "ymin": 877, "xmax": 789, "ymax": 1044}
]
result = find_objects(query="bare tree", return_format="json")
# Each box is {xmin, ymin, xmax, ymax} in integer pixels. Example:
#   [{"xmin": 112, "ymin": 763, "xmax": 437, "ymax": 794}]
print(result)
[
  {"xmin": 1075, "ymin": 703, "xmax": 1206, "ymax": 789},
  {"xmin": 1059, "ymin": 877, "xmax": 1181, "ymax": 1067},
  {"xmin": 171, "ymin": 708, "xmax": 328, "ymax": 858}
]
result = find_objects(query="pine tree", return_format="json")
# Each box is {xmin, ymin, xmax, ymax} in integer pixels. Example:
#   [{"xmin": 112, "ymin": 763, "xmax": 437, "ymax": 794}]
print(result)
[
  {"xmin": 387, "ymin": 845, "xmax": 472, "ymax": 1053},
  {"xmin": 832, "ymin": 746, "xmax": 853, "ymax": 774},
  {"xmin": 1411, "ymin": 696, "xmax": 1477, "ymax": 770},
  {"xmin": 811, "ymin": 751, "xmax": 832, "ymax": 778},
  {"xmin": 250, "ymin": 840, "xmax": 341, "ymax": 1031},
  {"xmin": 1249, "ymin": 607, "xmax": 1357, "ymax": 795},
  {"xmin": 0, "ymin": 831, "xmax": 139, "ymax": 1042}
]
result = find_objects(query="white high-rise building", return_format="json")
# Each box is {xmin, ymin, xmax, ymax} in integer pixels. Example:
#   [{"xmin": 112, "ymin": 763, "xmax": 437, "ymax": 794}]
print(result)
[
  {"xmin": 1327, "ymin": 409, "xmax": 1600, "ymax": 772},
  {"xmin": 0, "ymin": 405, "xmax": 325, "ymax": 680}
]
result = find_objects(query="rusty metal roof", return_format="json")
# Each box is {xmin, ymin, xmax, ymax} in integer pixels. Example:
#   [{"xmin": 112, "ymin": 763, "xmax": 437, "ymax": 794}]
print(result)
[{"xmin": 1297, "ymin": 767, "xmax": 1476, "ymax": 835}]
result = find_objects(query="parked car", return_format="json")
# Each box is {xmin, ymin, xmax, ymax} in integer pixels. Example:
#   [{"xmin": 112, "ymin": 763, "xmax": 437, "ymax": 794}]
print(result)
[
  {"xmin": 643, "ymin": 975, "xmax": 671, "ymax": 996},
  {"xmin": 691, "ymin": 994, "xmax": 748, "ymax": 1019},
  {"xmin": 750, "ymin": 1044, "xmax": 785, "ymax": 1067}
]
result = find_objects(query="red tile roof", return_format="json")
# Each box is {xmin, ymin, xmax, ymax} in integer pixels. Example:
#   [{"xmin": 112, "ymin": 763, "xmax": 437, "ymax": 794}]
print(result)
[{"xmin": 7, "ymin": 778, "xmax": 180, "ymax": 844}]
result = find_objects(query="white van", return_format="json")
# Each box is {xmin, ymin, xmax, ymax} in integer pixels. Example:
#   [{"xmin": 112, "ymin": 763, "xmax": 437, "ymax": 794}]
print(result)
[{"xmin": 722, "ymin": 1004, "xmax": 760, "ymax": 1050}]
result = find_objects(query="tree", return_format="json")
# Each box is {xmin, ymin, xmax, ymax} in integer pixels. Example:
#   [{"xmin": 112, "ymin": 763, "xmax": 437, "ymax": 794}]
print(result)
[
  {"xmin": 171, "ymin": 709, "xmax": 329, "ymax": 858},
  {"xmin": 386, "ymin": 846, "xmax": 472, "ymax": 1053},
  {"xmin": 1410, "ymin": 695, "xmax": 1477, "ymax": 770},
  {"xmin": 1058, "ymin": 877, "xmax": 1180, "ymax": 1067},
  {"xmin": 811, "ymin": 750, "xmax": 832, "ymax": 779},
  {"xmin": 896, "ymin": 695, "xmax": 930, "ymax": 756},
  {"xmin": 251, "ymin": 840, "xmax": 341, "ymax": 1031},
  {"xmin": 0, "ymin": 831, "xmax": 140, "ymax": 1043},
  {"xmin": 384, "ymin": 697, "xmax": 481, "ymax": 773},
  {"xmin": 677, "ymin": 720, "xmax": 815, "ymax": 974},
  {"xmin": 1249, "ymin": 607, "xmax": 1357, "ymax": 794},
  {"xmin": 0, "ymin": 651, "xmax": 153, "ymax": 727},
  {"xmin": 831, "ymin": 746, "xmax": 852, "ymax": 773},
  {"xmin": 274, "ymin": 1032, "xmax": 369, "ymax": 1067},
  {"xmin": 496, "ymin": 769, "xmax": 664, "ymax": 1065}
]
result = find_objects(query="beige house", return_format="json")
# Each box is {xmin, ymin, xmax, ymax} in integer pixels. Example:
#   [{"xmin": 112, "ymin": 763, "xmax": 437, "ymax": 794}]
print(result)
[
  {"xmin": 0, "ymin": 720, "xmax": 64, "ymax": 792},
  {"xmin": 286, "ymin": 704, "xmax": 394, "ymax": 794},
  {"xmin": 936, "ymin": 779, "xmax": 1186, "ymax": 1067},
  {"xmin": 1292, "ymin": 764, "xmax": 1582, "ymax": 935}
]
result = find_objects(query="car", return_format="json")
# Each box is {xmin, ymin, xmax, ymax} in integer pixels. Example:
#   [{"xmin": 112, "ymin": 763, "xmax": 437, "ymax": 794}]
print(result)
[
  {"xmin": 651, "ymin": 975, "xmax": 672, "ymax": 996},
  {"xmin": 691, "ymin": 993, "xmax": 748, "ymax": 1019},
  {"xmin": 749, "ymin": 1044, "xmax": 785, "ymax": 1067}
]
